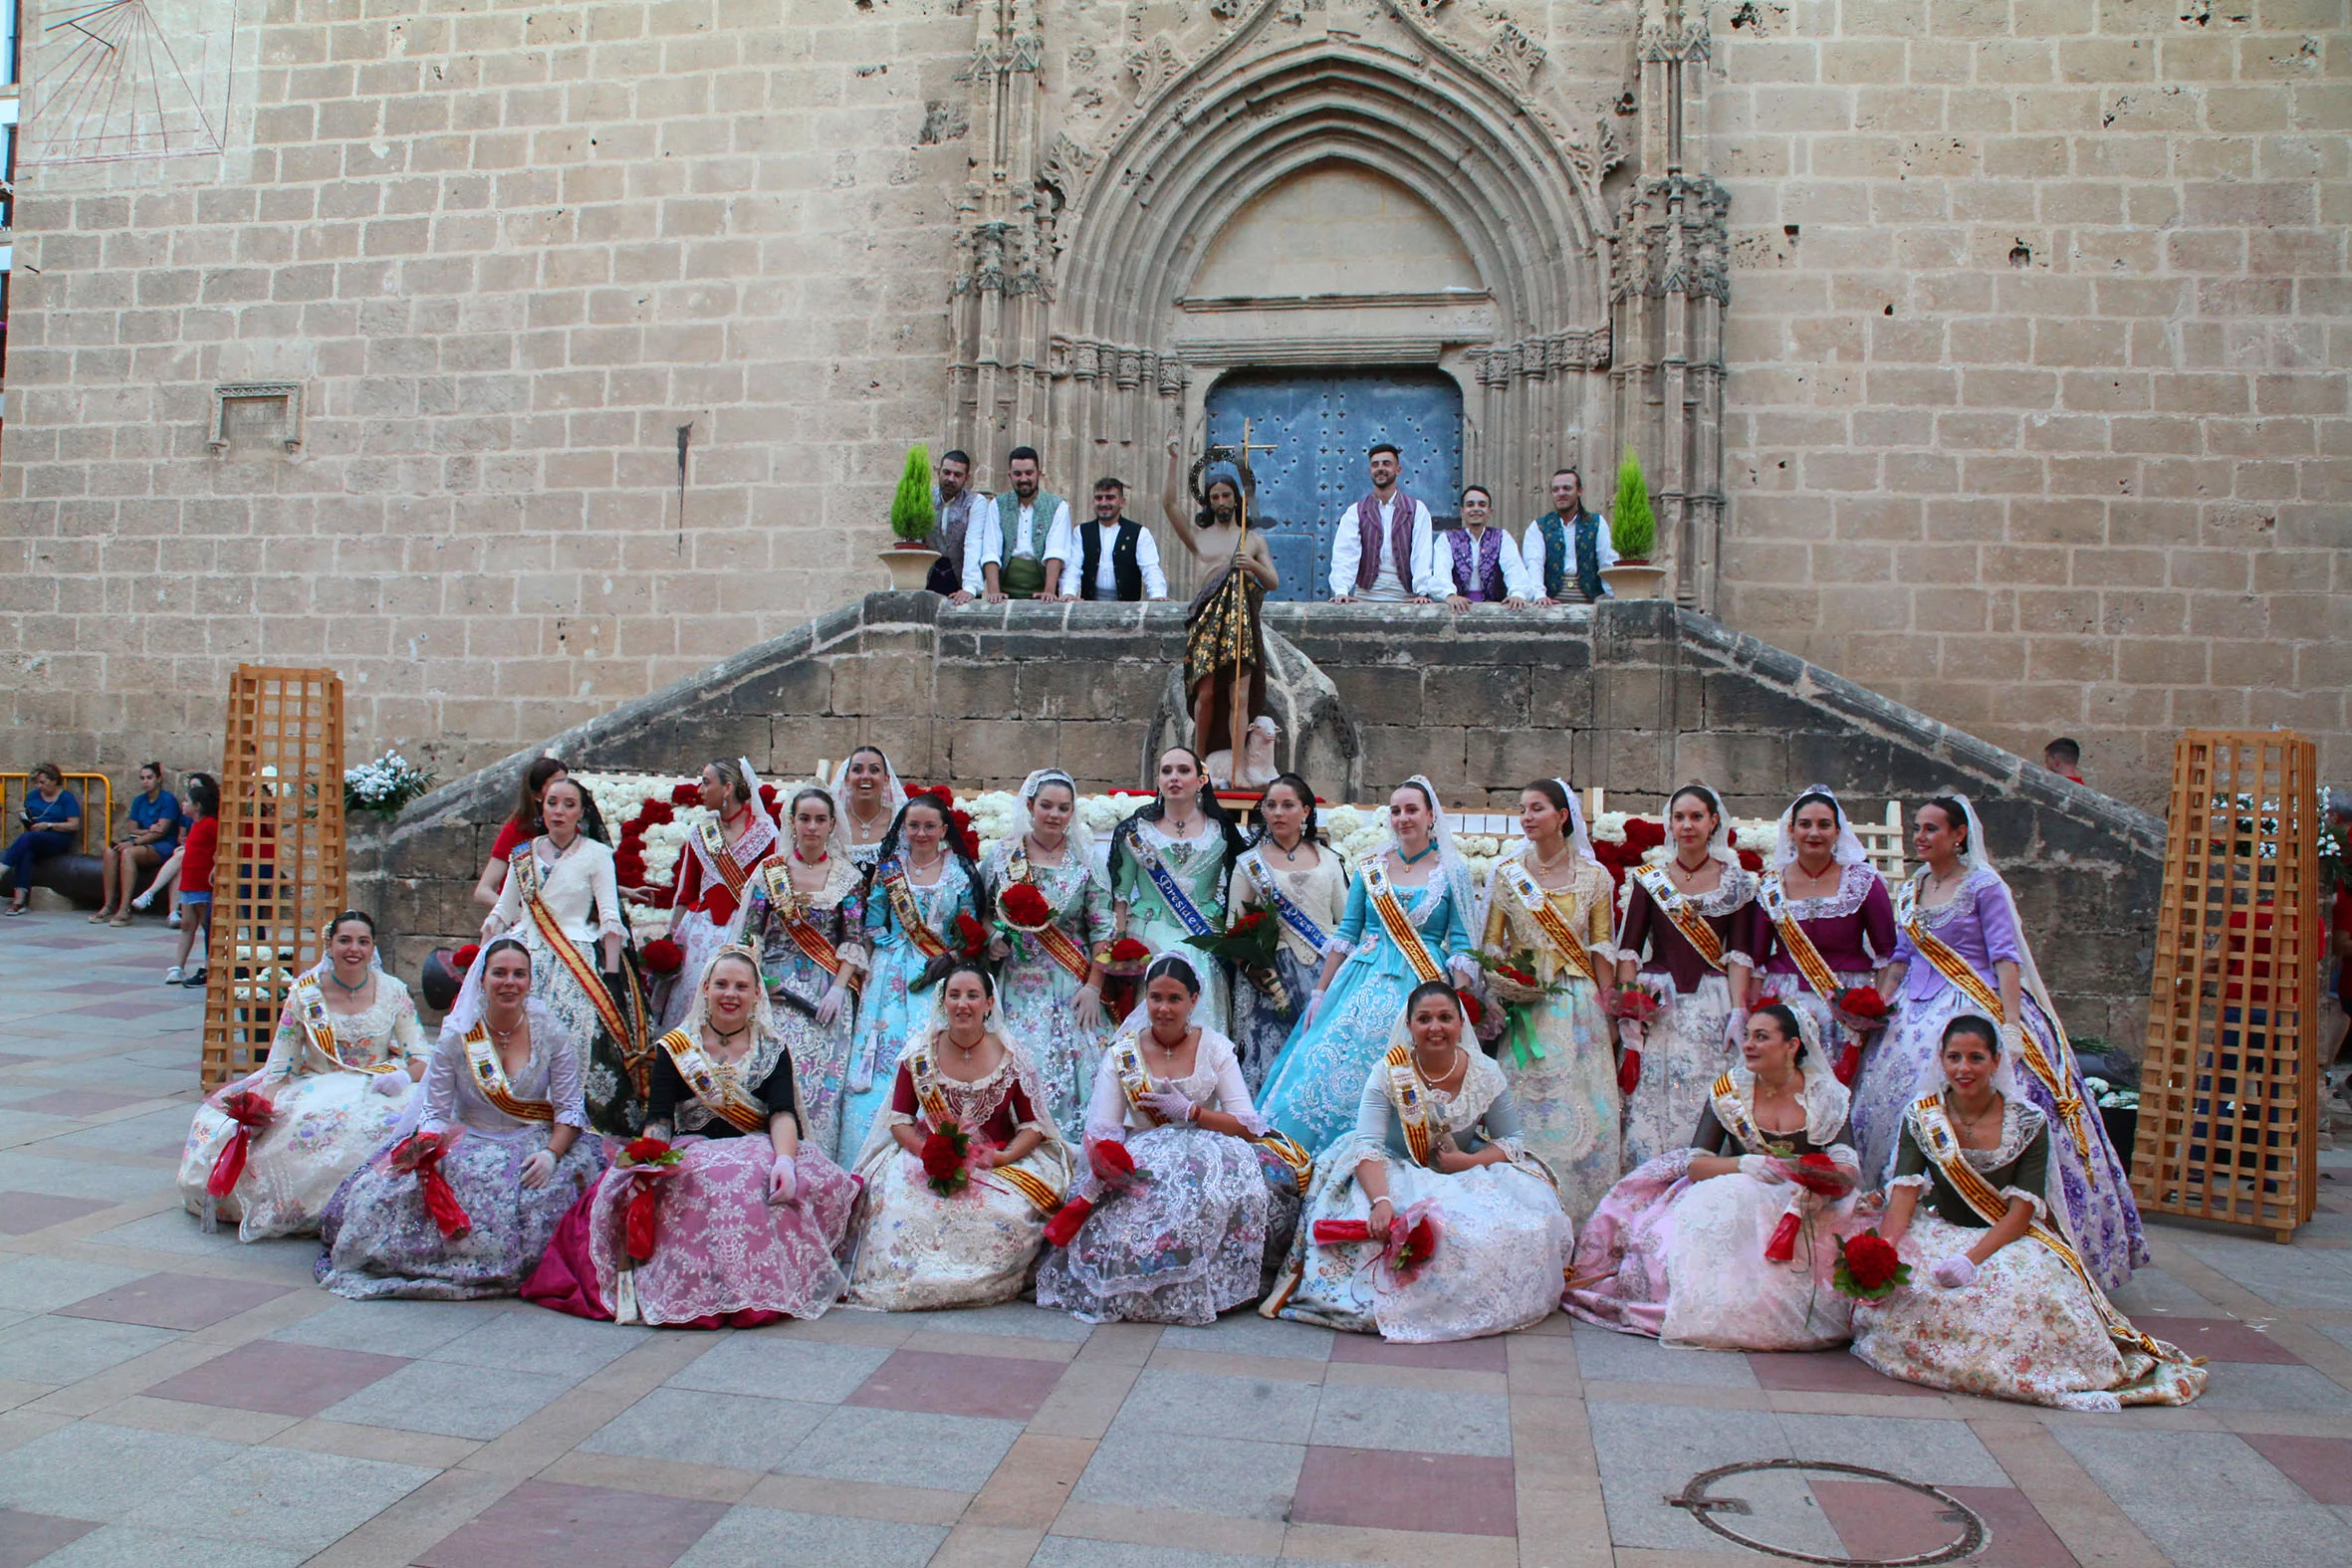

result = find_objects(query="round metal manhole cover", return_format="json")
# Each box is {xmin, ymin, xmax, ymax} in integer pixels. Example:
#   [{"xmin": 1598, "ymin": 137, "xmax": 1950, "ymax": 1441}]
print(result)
[{"xmin": 1666, "ymin": 1458, "xmax": 1988, "ymax": 1566}]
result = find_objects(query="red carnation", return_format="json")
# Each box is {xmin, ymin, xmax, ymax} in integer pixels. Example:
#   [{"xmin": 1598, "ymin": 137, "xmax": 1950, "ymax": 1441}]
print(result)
[
  {"xmin": 950, "ymin": 808, "xmax": 979, "ymax": 859},
  {"xmin": 1228, "ymin": 910, "xmax": 1269, "ymax": 938},
  {"xmin": 1737, "ymin": 848, "xmax": 1764, "ymax": 871},
  {"xmin": 1834, "ymin": 1231, "xmax": 1909, "ymax": 1300},
  {"xmin": 670, "ymin": 782, "xmax": 701, "ymax": 806},
  {"xmin": 1456, "ymin": 989, "xmax": 1484, "ymax": 1026},
  {"xmin": 451, "ymin": 942, "xmax": 481, "ymax": 973},
  {"xmin": 920, "ymin": 1125, "xmax": 973, "ymax": 1197},
  {"xmin": 1784, "ymin": 1150, "xmax": 1850, "ymax": 1197},
  {"xmin": 637, "ymin": 800, "xmax": 675, "ymax": 827},
  {"xmin": 1836, "ymin": 986, "xmax": 1887, "ymax": 1019},
  {"xmin": 1000, "ymin": 883, "xmax": 1053, "ymax": 927},
  {"xmin": 1621, "ymin": 818, "xmax": 1666, "ymax": 853},
  {"xmin": 621, "ymin": 1136, "xmax": 675, "ymax": 1165},
  {"xmin": 1109, "ymin": 937, "xmax": 1150, "ymax": 963},
  {"xmin": 954, "ymin": 911, "xmax": 988, "ymax": 956},
  {"xmin": 642, "ymin": 937, "xmax": 684, "ymax": 975}
]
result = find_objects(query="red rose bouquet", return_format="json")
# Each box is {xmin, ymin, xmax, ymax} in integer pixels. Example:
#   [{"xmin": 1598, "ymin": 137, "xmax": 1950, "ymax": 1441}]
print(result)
[
  {"xmin": 1604, "ymin": 986, "xmax": 1662, "ymax": 1025},
  {"xmin": 1781, "ymin": 1150, "xmax": 1851, "ymax": 1197},
  {"xmin": 640, "ymin": 937, "xmax": 684, "ymax": 976},
  {"xmin": 451, "ymin": 942, "xmax": 482, "ymax": 974},
  {"xmin": 1832, "ymin": 985, "xmax": 1889, "ymax": 1032},
  {"xmin": 953, "ymin": 911, "xmax": 989, "ymax": 957},
  {"xmin": 1832, "ymin": 1231, "xmax": 1910, "ymax": 1300},
  {"xmin": 921, "ymin": 1125, "xmax": 974, "ymax": 1198},
  {"xmin": 1102, "ymin": 936, "xmax": 1152, "ymax": 974},
  {"xmin": 998, "ymin": 881, "xmax": 1054, "ymax": 931},
  {"xmin": 615, "ymin": 1137, "xmax": 682, "ymax": 1260},
  {"xmin": 1456, "ymin": 989, "xmax": 1484, "ymax": 1027},
  {"xmin": 1312, "ymin": 1199, "xmax": 1443, "ymax": 1288}
]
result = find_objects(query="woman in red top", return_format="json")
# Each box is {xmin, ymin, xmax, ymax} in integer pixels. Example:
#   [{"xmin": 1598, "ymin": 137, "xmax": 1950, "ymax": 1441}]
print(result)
[
  {"xmin": 169, "ymin": 775, "xmax": 220, "ymax": 987},
  {"xmin": 653, "ymin": 759, "xmax": 782, "ymax": 1032},
  {"xmin": 475, "ymin": 758, "xmax": 569, "ymax": 910}
]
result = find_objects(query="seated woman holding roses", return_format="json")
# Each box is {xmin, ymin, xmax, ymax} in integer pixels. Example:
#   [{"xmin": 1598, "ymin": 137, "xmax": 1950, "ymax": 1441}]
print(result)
[
  {"xmin": 1566, "ymin": 1003, "xmax": 1863, "ymax": 1350},
  {"xmin": 1849, "ymin": 1015, "xmax": 2205, "ymax": 1409},
  {"xmin": 843, "ymin": 962, "xmax": 1073, "ymax": 1310},
  {"xmin": 525, "ymin": 946, "xmax": 858, "ymax": 1327}
]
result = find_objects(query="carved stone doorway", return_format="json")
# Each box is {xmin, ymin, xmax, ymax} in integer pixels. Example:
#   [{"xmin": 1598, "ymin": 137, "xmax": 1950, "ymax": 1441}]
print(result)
[{"xmin": 1204, "ymin": 368, "xmax": 1464, "ymax": 602}]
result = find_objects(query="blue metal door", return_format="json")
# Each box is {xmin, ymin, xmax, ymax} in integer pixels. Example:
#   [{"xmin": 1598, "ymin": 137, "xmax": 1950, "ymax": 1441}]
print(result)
[{"xmin": 1205, "ymin": 369, "xmax": 1464, "ymax": 602}]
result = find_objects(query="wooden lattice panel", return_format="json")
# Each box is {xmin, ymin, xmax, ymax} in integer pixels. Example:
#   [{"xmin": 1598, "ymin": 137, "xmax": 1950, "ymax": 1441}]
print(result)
[
  {"xmin": 2131, "ymin": 731, "xmax": 2321, "ymax": 1240},
  {"xmin": 199, "ymin": 668, "xmax": 348, "ymax": 1090}
]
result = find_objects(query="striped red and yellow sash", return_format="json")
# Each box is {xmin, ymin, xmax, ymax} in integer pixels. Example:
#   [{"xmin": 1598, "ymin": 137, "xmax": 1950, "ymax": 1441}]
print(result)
[
  {"xmin": 1502, "ymin": 859, "xmax": 1600, "ymax": 988},
  {"xmin": 1760, "ymin": 875, "xmax": 1843, "ymax": 1001},
  {"xmin": 1382, "ymin": 1043, "xmax": 1440, "ymax": 1167},
  {"xmin": 515, "ymin": 853, "xmax": 648, "ymax": 1076},
  {"xmin": 1363, "ymin": 862, "xmax": 1444, "ymax": 985},
  {"xmin": 910, "ymin": 1045, "xmax": 1063, "ymax": 1214},
  {"xmin": 294, "ymin": 982, "xmax": 400, "ymax": 1075},
  {"xmin": 758, "ymin": 861, "xmax": 852, "ymax": 983},
  {"xmin": 656, "ymin": 1028, "xmax": 771, "ymax": 1135},
  {"xmin": 1632, "ymin": 865, "xmax": 1728, "ymax": 972},
  {"xmin": 464, "ymin": 1023, "xmax": 555, "ymax": 1123},
  {"xmin": 877, "ymin": 859, "xmax": 951, "ymax": 960},
  {"xmin": 695, "ymin": 817, "xmax": 771, "ymax": 903},
  {"xmin": 1005, "ymin": 845, "xmax": 1092, "ymax": 985}
]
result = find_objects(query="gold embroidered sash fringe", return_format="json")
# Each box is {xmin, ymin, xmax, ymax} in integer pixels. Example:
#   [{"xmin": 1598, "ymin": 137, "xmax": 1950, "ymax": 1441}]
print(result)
[
  {"xmin": 1760, "ymin": 876, "xmax": 1843, "ymax": 1001},
  {"xmin": 1363, "ymin": 862, "xmax": 1444, "ymax": 985},
  {"xmin": 1503, "ymin": 860, "xmax": 1600, "ymax": 987},
  {"xmin": 1633, "ymin": 865, "xmax": 1728, "ymax": 971},
  {"xmin": 1382, "ymin": 1044, "xmax": 1440, "ymax": 1167},
  {"xmin": 759, "ymin": 861, "xmax": 853, "ymax": 984},
  {"xmin": 878, "ymin": 860, "xmax": 952, "ymax": 960},
  {"xmin": 294, "ymin": 981, "xmax": 399, "ymax": 1075}
]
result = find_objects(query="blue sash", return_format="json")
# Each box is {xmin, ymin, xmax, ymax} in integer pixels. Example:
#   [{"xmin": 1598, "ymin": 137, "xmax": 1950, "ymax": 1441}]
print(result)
[
  {"xmin": 1132, "ymin": 837, "xmax": 1217, "ymax": 938},
  {"xmin": 1241, "ymin": 849, "xmax": 1329, "ymax": 956}
]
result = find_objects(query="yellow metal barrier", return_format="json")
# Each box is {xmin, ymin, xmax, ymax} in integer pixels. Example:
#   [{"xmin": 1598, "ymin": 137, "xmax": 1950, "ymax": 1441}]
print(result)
[{"xmin": 0, "ymin": 772, "xmax": 113, "ymax": 856}]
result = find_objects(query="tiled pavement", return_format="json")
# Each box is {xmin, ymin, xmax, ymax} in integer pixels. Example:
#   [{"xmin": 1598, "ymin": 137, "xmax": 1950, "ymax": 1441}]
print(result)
[{"xmin": 3, "ymin": 913, "xmax": 2352, "ymax": 1567}]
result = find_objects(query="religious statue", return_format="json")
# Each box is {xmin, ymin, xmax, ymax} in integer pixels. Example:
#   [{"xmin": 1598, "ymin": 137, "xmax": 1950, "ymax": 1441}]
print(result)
[{"xmin": 1163, "ymin": 433, "xmax": 1282, "ymax": 770}]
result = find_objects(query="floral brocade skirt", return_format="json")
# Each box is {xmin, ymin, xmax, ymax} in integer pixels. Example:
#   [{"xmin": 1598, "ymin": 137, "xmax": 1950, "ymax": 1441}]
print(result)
[
  {"xmin": 1233, "ymin": 950, "xmax": 1315, "ymax": 1095},
  {"xmin": 315, "ymin": 1129, "xmax": 605, "ymax": 1301},
  {"xmin": 1621, "ymin": 974, "xmax": 1734, "ymax": 1171},
  {"xmin": 1496, "ymin": 980, "xmax": 1622, "ymax": 1225},
  {"xmin": 1851, "ymin": 1214, "xmax": 2205, "ymax": 1410},
  {"xmin": 180, "ymin": 1069, "xmax": 418, "ymax": 1240},
  {"xmin": 844, "ymin": 1137, "xmax": 1071, "ymax": 1312},
  {"xmin": 1035, "ymin": 1124, "xmax": 1298, "ymax": 1326},
  {"xmin": 525, "ymin": 1138, "xmax": 856, "ymax": 1327}
]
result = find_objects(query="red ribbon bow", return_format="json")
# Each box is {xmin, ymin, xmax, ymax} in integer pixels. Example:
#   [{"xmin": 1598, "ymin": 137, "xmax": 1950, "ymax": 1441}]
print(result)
[
  {"xmin": 206, "ymin": 1090, "xmax": 275, "ymax": 1200},
  {"xmin": 390, "ymin": 1133, "xmax": 473, "ymax": 1240}
]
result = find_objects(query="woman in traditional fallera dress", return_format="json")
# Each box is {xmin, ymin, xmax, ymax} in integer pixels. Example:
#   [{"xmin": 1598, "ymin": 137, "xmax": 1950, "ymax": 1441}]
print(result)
[
  {"xmin": 739, "ymin": 785, "xmax": 867, "ymax": 1162},
  {"xmin": 1566, "ymin": 1003, "xmax": 1862, "ymax": 1350},
  {"xmin": 841, "ymin": 792, "xmax": 985, "ymax": 1161},
  {"xmin": 1851, "ymin": 1016, "xmax": 2204, "ymax": 1409},
  {"xmin": 843, "ymin": 963, "xmax": 1073, "ymax": 1310},
  {"xmin": 463, "ymin": 775, "xmax": 649, "ymax": 1135},
  {"xmin": 1268, "ymin": 982, "xmax": 1571, "ymax": 1342},
  {"xmin": 831, "ymin": 746, "xmax": 909, "ymax": 872},
  {"xmin": 1611, "ymin": 784, "xmax": 1764, "ymax": 1169},
  {"xmin": 318, "ymin": 939, "xmax": 605, "ymax": 1299},
  {"xmin": 1854, "ymin": 795, "xmax": 2146, "ymax": 1288},
  {"xmin": 1258, "ymin": 777, "xmax": 1480, "ymax": 1159},
  {"xmin": 1753, "ymin": 786, "xmax": 1898, "ymax": 1091},
  {"xmin": 473, "ymin": 757, "xmax": 567, "ymax": 911},
  {"xmin": 1108, "ymin": 747, "xmax": 1248, "ymax": 1034},
  {"xmin": 180, "ymin": 912, "xmax": 428, "ymax": 1238},
  {"xmin": 653, "ymin": 759, "xmax": 782, "ymax": 1033},
  {"xmin": 1036, "ymin": 953, "xmax": 1306, "ymax": 1325},
  {"xmin": 1228, "ymin": 774, "xmax": 1349, "ymax": 1093},
  {"xmin": 526, "ymin": 947, "xmax": 858, "ymax": 1327},
  {"xmin": 1477, "ymin": 780, "xmax": 1622, "ymax": 1219},
  {"xmin": 982, "ymin": 769, "xmax": 1114, "ymax": 1132}
]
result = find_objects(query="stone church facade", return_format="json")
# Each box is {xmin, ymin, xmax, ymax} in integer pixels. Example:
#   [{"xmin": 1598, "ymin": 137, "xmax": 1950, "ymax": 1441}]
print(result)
[{"xmin": 1, "ymin": 0, "xmax": 2341, "ymax": 811}]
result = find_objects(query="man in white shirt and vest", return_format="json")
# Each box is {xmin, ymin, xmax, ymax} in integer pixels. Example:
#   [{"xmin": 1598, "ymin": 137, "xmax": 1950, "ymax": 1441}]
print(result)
[
  {"xmin": 925, "ymin": 448, "xmax": 987, "ymax": 602},
  {"xmin": 1042, "ymin": 477, "xmax": 1169, "ymax": 602},
  {"xmin": 963, "ymin": 446, "xmax": 1071, "ymax": 602},
  {"xmin": 1520, "ymin": 466, "xmax": 1616, "ymax": 604},
  {"xmin": 1328, "ymin": 442, "xmax": 1445, "ymax": 603}
]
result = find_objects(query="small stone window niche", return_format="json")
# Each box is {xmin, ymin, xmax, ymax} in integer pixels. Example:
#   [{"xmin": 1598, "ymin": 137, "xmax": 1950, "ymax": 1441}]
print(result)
[{"xmin": 209, "ymin": 381, "xmax": 303, "ymax": 457}]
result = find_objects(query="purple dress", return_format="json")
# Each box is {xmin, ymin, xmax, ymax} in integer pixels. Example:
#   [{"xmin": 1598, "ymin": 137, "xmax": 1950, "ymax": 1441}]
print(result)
[
  {"xmin": 1854, "ymin": 866, "xmax": 2146, "ymax": 1289},
  {"xmin": 1612, "ymin": 868, "xmax": 1764, "ymax": 1168},
  {"xmin": 1754, "ymin": 864, "xmax": 1898, "ymax": 1070}
]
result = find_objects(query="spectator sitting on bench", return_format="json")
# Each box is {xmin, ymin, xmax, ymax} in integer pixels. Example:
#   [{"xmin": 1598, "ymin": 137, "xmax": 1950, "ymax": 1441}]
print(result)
[
  {"xmin": 94, "ymin": 762, "xmax": 180, "ymax": 926},
  {"xmin": 3, "ymin": 764, "xmax": 82, "ymax": 916}
]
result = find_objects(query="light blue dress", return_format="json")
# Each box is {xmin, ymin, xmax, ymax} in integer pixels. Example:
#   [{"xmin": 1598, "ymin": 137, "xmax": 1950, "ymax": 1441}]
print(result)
[
  {"xmin": 839, "ymin": 858, "xmax": 980, "ymax": 1160},
  {"xmin": 1256, "ymin": 868, "xmax": 1473, "ymax": 1158}
]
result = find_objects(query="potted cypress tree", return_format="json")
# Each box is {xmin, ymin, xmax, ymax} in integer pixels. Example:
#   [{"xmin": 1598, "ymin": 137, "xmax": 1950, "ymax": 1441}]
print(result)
[
  {"xmin": 1600, "ymin": 446, "xmax": 1667, "ymax": 599},
  {"xmin": 880, "ymin": 444, "xmax": 941, "ymax": 591}
]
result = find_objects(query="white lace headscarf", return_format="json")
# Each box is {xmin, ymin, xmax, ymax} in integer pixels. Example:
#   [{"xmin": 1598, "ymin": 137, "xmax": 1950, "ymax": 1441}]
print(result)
[
  {"xmin": 1549, "ymin": 778, "xmax": 1603, "ymax": 874},
  {"xmin": 1111, "ymin": 947, "xmax": 1215, "ymax": 1038},
  {"xmin": 829, "ymin": 747, "xmax": 908, "ymax": 840},
  {"xmin": 1663, "ymin": 782, "xmax": 1739, "ymax": 868},
  {"xmin": 782, "ymin": 781, "xmax": 855, "ymax": 866},
  {"xmin": 1734, "ymin": 1000, "xmax": 1852, "ymax": 1147},
  {"xmin": 1014, "ymin": 767, "xmax": 1092, "ymax": 863},
  {"xmin": 1379, "ymin": 775, "xmax": 1481, "ymax": 960},
  {"xmin": 1773, "ymin": 784, "xmax": 1869, "ymax": 870},
  {"xmin": 845, "ymin": 970, "xmax": 1066, "ymax": 1175}
]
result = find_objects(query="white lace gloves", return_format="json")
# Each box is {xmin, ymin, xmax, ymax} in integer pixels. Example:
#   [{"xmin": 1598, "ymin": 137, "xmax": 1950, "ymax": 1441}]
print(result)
[
  {"xmin": 1931, "ymin": 1254, "xmax": 1979, "ymax": 1289},
  {"xmin": 769, "ymin": 1154, "xmax": 798, "ymax": 1204},
  {"xmin": 1304, "ymin": 988, "xmax": 1327, "ymax": 1026},
  {"xmin": 1737, "ymin": 1153, "xmax": 1789, "ymax": 1185},
  {"xmin": 1137, "ymin": 1087, "xmax": 1196, "ymax": 1125},
  {"xmin": 1072, "ymin": 985, "xmax": 1105, "ymax": 1030},
  {"xmin": 369, "ymin": 1071, "xmax": 409, "ymax": 1096},
  {"xmin": 1724, "ymin": 1008, "xmax": 1751, "ymax": 1050},
  {"xmin": 519, "ymin": 1149, "xmax": 556, "ymax": 1189},
  {"xmin": 815, "ymin": 985, "xmax": 850, "ymax": 1026}
]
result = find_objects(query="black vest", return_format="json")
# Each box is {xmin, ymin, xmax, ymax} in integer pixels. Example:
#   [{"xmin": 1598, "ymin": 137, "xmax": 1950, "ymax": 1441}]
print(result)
[{"xmin": 1078, "ymin": 519, "xmax": 1145, "ymax": 601}]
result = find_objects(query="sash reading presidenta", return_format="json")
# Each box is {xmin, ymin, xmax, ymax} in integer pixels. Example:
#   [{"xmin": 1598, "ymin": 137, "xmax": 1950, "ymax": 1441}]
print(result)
[
  {"xmin": 1005, "ymin": 843, "xmax": 1095, "ymax": 984},
  {"xmin": 1631, "ymin": 864, "xmax": 1728, "ymax": 971},
  {"xmin": 756, "ymin": 860, "xmax": 854, "ymax": 986},
  {"xmin": 908, "ymin": 1044, "xmax": 1063, "ymax": 1215},
  {"xmin": 294, "ymin": 981, "xmax": 401, "ymax": 1076},
  {"xmin": 875, "ymin": 858, "xmax": 953, "ymax": 960},
  {"xmin": 1894, "ymin": 879, "xmax": 2093, "ymax": 1163},
  {"xmin": 1362, "ymin": 860, "xmax": 1445, "ymax": 985},
  {"xmin": 1242, "ymin": 849, "xmax": 1333, "ymax": 957},
  {"xmin": 655, "ymin": 1028, "xmax": 772, "ymax": 1134},
  {"xmin": 1131, "ymin": 836, "xmax": 1218, "ymax": 939},
  {"xmin": 1909, "ymin": 1094, "xmax": 2181, "ymax": 1365},
  {"xmin": 463, "ymin": 1023, "xmax": 556, "ymax": 1122},
  {"xmin": 1501, "ymin": 859, "xmax": 1601, "ymax": 988},
  {"xmin": 1107, "ymin": 1033, "xmax": 1312, "ymax": 1187},
  {"xmin": 514, "ymin": 852, "xmax": 650, "ymax": 1080},
  {"xmin": 1758, "ymin": 875, "xmax": 1847, "ymax": 1003}
]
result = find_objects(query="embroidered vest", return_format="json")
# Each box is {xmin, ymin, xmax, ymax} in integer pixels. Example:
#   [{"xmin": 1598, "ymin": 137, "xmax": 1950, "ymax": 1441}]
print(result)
[{"xmin": 1353, "ymin": 492, "xmax": 1418, "ymax": 591}]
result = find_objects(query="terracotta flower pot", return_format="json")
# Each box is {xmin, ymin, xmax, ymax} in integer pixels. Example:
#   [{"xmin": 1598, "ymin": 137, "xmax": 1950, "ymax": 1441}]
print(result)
[
  {"xmin": 879, "ymin": 544, "xmax": 941, "ymax": 592},
  {"xmin": 1600, "ymin": 562, "xmax": 1667, "ymax": 600}
]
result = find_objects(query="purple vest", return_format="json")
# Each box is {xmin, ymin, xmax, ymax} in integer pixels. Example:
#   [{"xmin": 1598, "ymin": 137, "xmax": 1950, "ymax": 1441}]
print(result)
[
  {"xmin": 1448, "ymin": 527, "xmax": 1506, "ymax": 600},
  {"xmin": 1353, "ymin": 491, "xmax": 1419, "ymax": 591}
]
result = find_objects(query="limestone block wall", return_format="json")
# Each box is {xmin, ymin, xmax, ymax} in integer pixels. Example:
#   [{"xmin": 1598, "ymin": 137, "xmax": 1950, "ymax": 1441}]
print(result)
[
  {"xmin": 1709, "ymin": 0, "xmax": 2350, "ymax": 809},
  {"xmin": 360, "ymin": 593, "xmax": 2162, "ymax": 1045}
]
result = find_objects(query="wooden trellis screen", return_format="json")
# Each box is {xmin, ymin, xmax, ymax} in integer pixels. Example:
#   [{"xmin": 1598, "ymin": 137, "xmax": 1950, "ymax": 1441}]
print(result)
[
  {"xmin": 199, "ymin": 668, "xmax": 348, "ymax": 1090},
  {"xmin": 2131, "ymin": 730, "xmax": 2321, "ymax": 1241}
]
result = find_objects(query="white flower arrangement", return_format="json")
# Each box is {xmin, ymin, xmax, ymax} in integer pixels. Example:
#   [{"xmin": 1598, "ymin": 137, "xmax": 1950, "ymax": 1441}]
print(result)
[{"xmin": 345, "ymin": 750, "xmax": 434, "ymax": 814}]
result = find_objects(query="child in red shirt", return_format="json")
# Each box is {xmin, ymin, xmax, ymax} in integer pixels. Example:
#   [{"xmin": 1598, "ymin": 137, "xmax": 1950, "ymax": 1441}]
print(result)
[{"xmin": 170, "ymin": 776, "xmax": 219, "ymax": 987}]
